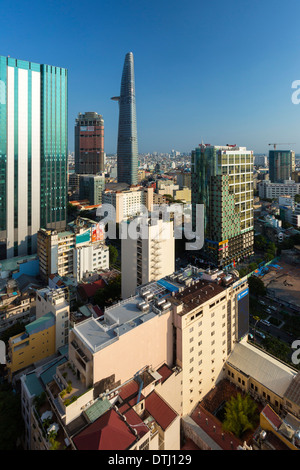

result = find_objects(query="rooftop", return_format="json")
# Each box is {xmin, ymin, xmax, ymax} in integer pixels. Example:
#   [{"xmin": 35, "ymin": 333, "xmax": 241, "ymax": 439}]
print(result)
[
  {"xmin": 171, "ymin": 279, "xmax": 225, "ymax": 315},
  {"xmin": 144, "ymin": 391, "xmax": 178, "ymax": 431},
  {"xmin": 284, "ymin": 372, "xmax": 300, "ymax": 408},
  {"xmin": 25, "ymin": 312, "xmax": 55, "ymax": 336},
  {"xmin": 72, "ymin": 408, "xmax": 137, "ymax": 450},
  {"xmin": 227, "ymin": 337, "xmax": 297, "ymax": 397}
]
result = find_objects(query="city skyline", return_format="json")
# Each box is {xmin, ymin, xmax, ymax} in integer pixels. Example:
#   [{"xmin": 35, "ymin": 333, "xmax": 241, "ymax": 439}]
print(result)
[{"xmin": 2, "ymin": 0, "xmax": 300, "ymax": 156}]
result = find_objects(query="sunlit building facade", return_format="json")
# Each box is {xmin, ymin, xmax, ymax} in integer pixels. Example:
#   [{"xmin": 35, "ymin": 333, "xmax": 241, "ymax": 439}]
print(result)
[
  {"xmin": 0, "ymin": 55, "xmax": 68, "ymax": 258},
  {"xmin": 192, "ymin": 145, "xmax": 254, "ymax": 267}
]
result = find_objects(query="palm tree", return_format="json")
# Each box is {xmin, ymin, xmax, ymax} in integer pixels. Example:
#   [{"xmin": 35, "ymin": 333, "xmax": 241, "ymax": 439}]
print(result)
[{"xmin": 222, "ymin": 393, "xmax": 258, "ymax": 438}]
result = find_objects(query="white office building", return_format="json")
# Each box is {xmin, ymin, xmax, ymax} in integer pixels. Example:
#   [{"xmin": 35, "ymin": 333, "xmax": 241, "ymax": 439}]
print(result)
[{"xmin": 258, "ymin": 179, "xmax": 300, "ymax": 199}]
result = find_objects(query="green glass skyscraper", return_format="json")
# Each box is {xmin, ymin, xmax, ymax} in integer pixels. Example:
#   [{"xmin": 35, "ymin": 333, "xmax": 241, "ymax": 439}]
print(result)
[
  {"xmin": 0, "ymin": 55, "xmax": 67, "ymax": 258},
  {"xmin": 112, "ymin": 52, "xmax": 138, "ymax": 186}
]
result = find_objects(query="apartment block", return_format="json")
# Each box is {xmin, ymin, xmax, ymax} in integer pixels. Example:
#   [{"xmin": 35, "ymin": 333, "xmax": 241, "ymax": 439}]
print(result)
[
  {"xmin": 121, "ymin": 218, "xmax": 175, "ymax": 299},
  {"xmin": 37, "ymin": 217, "xmax": 108, "ymax": 283},
  {"xmin": 48, "ymin": 265, "xmax": 247, "ymax": 423},
  {"xmin": 6, "ymin": 287, "xmax": 69, "ymax": 380},
  {"xmin": 36, "ymin": 287, "xmax": 70, "ymax": 351},
  {"xmin": 6, "ymin": 312, "xmax": 56, "ymax": 381},
  {"xmin": 176, "ymin": 171, "xmax": 191, "ymax": 189},
  {"xmin": 102, "ymin": 186, "xmax": 153, "ymax": 223},
  {"xmin": 167, "ymin": 267, "xmax": 249, "ymax": 415}
]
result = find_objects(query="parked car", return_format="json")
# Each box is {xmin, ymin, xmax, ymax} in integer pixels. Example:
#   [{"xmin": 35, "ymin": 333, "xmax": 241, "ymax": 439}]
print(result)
[{"xmin": 256, "ymin": 331, "xmax": 266, "ymax": 339}]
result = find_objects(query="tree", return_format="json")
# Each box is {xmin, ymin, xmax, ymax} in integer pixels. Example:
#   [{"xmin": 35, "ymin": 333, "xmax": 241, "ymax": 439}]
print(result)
[
  {"xmin": 109, "ymin": 245, "xmax": 119, "ymax": 266},
  {"xmin": 0, "ymin": 384, "xmax": 24, "ymax": 450},
  {"xmin": 248, "ymin": 275, "xmax": 266, "ymax": 297},
  {"xmin": 294, "ymin": 194, "xmax": 300, "ymax": 204},
  {"xmin": 222, "ymin": 393, "xmax": 258, "ymax": 438},
  {"xmin": 94, "ymin": 274, "xmax": 121, "ymax": 308}
]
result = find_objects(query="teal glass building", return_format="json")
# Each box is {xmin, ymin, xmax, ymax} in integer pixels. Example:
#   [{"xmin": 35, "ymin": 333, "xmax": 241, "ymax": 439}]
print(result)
[
  {"xmin": 112, "ymin": 52, "xmax": 138, "ymax": 186},
  {"xmin": 0, "ymin": 55, "xmax": 67, "ymax": 258},
  {"xmin": 269, "ymin": 150, "xmax": 295, "ymax": 183}
]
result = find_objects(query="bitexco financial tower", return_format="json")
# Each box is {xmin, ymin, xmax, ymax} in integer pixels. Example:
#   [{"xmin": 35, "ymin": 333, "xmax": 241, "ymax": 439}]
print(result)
[{"xmin": 112, "ymin": 52, "xmax": 138, "ymax": 186}]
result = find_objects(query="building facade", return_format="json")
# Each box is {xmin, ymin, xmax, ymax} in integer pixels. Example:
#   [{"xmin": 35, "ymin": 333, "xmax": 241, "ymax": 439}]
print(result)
[
  {"xmin": 121, "ymin": 218, "xmax": 175, "ymax": 299},
  {"xmin": 112, "ymin": 52, "xmax": 138, "ymax": 186},
  {"xmin": 75, "ymin": 112, "xmax": 104, "ymax": 174},
  {"xmin": 0, "ymin": 55, "xmax": 68, "ymax": 259},
  {"xmin": 258, "ymin": 179, "xmax": 300, "ymax": 199},
  {"xmin": 79, "ymin": 173, "xmax": 105, "ymax": 205},
  {"xmin": 101, "ymin": 186, "xmax": 153, "ymax": 224},
  {"xmin": 269, "ymin": 150, "xmax": 295, "ymax": 183},
  {"xmin": 37, "ymin": 218, "xmax": 109, "ymax": 283},
  {"xmin": 192, "ymin": 145, "xmax": 254, "ymax": 268}
]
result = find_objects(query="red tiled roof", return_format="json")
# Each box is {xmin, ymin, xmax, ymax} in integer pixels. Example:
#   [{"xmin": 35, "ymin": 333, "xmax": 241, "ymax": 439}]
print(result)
[
  {"xmin": 92, "ymin": 305, "xmax": 104, "ymax": 317},
  {"xmin": 118, "ymin": 403, "xmax": 131, "ymax": 414},
  {"xmin": 73, "ymin": 409, "xmax": 136, "ymax": 450},
  {"xmin": 191, "ymin": 405, "xmax": 243, "ymax": 450},
  {"xmin": 157, "ymin": 364, "xmax": 173, "ymax": 383},
  {"xmin": 128, "ymin": 394, "xmax": 144, "ymax": 407},
  {"xmin": 145, "ymin": 391, "xmax": 177, "ymax": 431},
  {"xmin": 121, "ymin": 408, "xmax": 149, "ymax": 439},
  {"xmin": 78, "ymin": 279, "xmax": 106, "ymax": 298},
  {"xmin": 181, "ymin": 438, "xmax": 201, "ymax": 450},
  {"xmin": 119, "ymin": 380, "xmax": 139, "ymax": 401},
  {"xmin": 261, "ymin": 405, "xmax": 282, "ymax": 430}
]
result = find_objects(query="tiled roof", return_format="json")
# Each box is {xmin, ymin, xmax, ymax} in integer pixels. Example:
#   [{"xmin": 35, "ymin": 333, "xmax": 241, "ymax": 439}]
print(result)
[
  {"xmin": 157, "ymin": 363, "xmax": 173, "ymax": 383},
  {"xmin": 145, "ymin": 391, "xmax": 177, "ymax": 431},
  {"xmin": 226, "ymin": 338, "xmax": 296, "ymax": 397},
  {"xmin": 121, "ymin": 408, "xmax": 149, "ymax": 439},
  {"xmin": 78, "ymin": 279, "xmax": 106, "ymax": 298},
  {"xmin": 119, "ymin": 380, "xmax": 139, "ymax": 401},
  {"xmin": 261, "ymin": 404, "xmax": 282, "ymax": 430},
  {"xmin": 284, "ymin": 372, "xmax": 300, "ymax": 407},
  {"xmin": 73, "ymin": 409, "xmax": 136, "ymax": 450}
]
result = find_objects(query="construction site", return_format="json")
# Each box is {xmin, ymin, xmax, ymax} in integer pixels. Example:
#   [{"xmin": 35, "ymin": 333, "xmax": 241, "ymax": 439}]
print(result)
[{"xmin": 253, "ymin": 249, "xmax": 300, "ymax": 310}]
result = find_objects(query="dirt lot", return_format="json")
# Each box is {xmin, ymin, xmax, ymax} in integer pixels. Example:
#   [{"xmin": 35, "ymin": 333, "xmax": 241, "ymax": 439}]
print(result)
[{"xmin": 261, "ymin": 257, "xmax": 300, "ymax": 308}]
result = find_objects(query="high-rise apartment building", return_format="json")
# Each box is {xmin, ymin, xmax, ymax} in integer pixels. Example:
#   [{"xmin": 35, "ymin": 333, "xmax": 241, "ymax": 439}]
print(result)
[
  {"xmin": 0, "ymin": 55, "xmax": 68, "ymax": 258},
  {"xmin": 192, "ymin": 145, "xmax": 254, "ymax": 268},
  {"xmin": 121, "ymin": 218, "xmax": 175, "ymax": 299},
  {"xmin": 112, "ymin": 52, "xmax": 138, "ymax": 186},
  {"xmin": 74, "ymin": 112, "xmax": 104, "ymax": 174},
  {"xmin": 269, "ymin": 150, "xmax": 295, "ymax": 183}
]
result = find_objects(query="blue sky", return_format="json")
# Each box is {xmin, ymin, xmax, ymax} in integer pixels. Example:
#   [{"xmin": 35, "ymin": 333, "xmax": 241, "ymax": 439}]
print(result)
[{"xmin": 2, "ymin": 0, "xmax": 300, "ymax": 154}]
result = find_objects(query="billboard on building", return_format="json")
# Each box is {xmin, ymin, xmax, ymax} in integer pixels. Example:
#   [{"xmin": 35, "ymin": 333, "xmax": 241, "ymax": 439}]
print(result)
[
  {"xmin": 76, "ymin": 230, "xmax": 91, "ymax": 246},
  {"xmin": 91, "ymin": 223, "xmax": 104, "ymax": 243},
  {"xmin": 237, "ymin": 287, "xmax": 249, "ymax": 340}
]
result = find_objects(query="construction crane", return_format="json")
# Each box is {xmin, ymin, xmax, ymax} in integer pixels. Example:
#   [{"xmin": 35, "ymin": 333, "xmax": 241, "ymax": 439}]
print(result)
[{"xmin": 268, "ymin": 143, "xmax": 295, "ymax": 150}]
